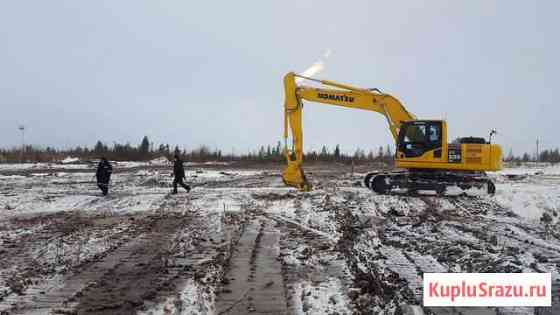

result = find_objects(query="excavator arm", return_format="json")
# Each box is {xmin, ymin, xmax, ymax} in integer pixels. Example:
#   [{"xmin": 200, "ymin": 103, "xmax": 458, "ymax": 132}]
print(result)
[{"xmin": 283, "ymin": 72, "xmax": 416, "ymax": 190}]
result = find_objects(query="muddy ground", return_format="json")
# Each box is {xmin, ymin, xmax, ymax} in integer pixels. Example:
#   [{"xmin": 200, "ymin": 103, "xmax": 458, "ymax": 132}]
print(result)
[{"xmin": 0, "ymin": 164, "xmax": 559, "ymax": 314}]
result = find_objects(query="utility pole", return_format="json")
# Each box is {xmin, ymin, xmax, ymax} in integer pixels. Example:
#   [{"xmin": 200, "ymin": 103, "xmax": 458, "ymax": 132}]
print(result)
[
  {"xmin": 18, "ymin": 125, "xmax": 25, "ymax": 163},
  {"xmin": 536, "ymin": 138, "xmax": 539, "ymax": 163}
]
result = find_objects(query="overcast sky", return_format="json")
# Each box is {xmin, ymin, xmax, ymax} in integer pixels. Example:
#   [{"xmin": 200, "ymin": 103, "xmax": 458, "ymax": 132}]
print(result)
[{"xmin": 0, "ymin": 1, "xmax": 557, "ymax": 156}]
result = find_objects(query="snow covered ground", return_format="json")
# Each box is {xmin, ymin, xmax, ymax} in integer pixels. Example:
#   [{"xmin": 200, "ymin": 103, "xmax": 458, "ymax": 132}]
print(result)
[
  {"xmin": 491, "ymin": 164, "xmax": 560, "ymax": 224},
  {"xmin": 0, "ymin": 163, "xmax": 558, "ymax": 314},
  {"xmin": 0, "ymin": 159, "xmax": 232, "ymax": 173},
  {"xmin": 497, "ymin": 163, "xmax": 560, "ymax": 176}
]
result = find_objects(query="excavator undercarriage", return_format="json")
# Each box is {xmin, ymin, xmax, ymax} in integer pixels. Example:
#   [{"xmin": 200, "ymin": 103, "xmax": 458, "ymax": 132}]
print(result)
[{"xmin": 364, "ymin": 170, "xmax": 496, "ymax": 195}]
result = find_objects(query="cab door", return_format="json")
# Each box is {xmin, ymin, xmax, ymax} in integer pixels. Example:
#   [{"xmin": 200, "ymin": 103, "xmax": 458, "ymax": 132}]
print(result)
[{"xmin": 427, "ymin": 122, "xmax": 443, "ymax": 160}]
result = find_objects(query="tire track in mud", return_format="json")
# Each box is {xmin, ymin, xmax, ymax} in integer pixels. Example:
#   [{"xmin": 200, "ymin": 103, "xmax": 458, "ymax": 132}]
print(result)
[
  {"xmin": 267, "ymin": 204, "xmax": 356, "ymax": 314},
  {"xmin": 255, "ymin": 190, "xmax": 424, "ymax": 313},
  {"xmin": 332, "ymin": 205, "xmax": 418, "ymax": 314},
  {"xmin": 1, "ymin": 212, "xmax": 176, "ymax": 314},
  {"xmin": 0, "ymin": 211, "xmax": 98, "ymax": 301},
  {"xmin": 216, "ymin": 217, "xmax": 288, "ymax": 314},
  {"xmin": 0, "ymin": 193, "xmax": 207, "ymax": 315},
  {"xmin": 67, "ymin": 213, "xmax": 193, "ymax": 315}
]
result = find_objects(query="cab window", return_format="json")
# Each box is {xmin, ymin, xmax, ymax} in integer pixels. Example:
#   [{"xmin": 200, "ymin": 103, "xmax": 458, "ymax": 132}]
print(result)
[
  {"xmin": 428, "ymin": 124, "xmax": 440, "ymax": 143},
  {"xmin": 398, "ymin": 121, "xmax": 442, "ymax": 158}
]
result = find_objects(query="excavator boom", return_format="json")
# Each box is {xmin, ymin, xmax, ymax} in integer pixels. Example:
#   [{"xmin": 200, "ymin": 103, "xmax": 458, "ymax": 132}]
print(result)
[{"xmin": 283, "ymin": 72, "xmax": 414, "ymax": 190}]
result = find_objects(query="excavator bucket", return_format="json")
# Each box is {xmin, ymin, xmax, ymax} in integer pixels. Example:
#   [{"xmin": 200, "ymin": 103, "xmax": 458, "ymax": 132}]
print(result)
[{"xmin": 282, "ymin": 160, "xmax": 311, "ymax": 191}]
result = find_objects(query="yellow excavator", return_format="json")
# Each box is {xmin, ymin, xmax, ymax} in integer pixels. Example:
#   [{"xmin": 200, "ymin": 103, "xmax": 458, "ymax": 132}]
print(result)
[{"xmin": 282, "ymin": 72, "xmax": 502, "ymax": 194}]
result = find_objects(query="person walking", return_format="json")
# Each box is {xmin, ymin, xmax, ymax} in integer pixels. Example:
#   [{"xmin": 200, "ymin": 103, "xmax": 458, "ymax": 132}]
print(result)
[
  {"xmin": 96, "ymin": 157, "xmax": 113, "ymax": 196},
  {"xmin": 172, "ymin": 154, "xmax": 191, "ymax": 194}
]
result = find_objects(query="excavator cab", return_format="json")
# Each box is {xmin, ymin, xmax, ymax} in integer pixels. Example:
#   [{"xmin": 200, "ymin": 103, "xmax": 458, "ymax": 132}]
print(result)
[
  {"xmin": 396, "ymin": 119, "xmax": 502, "ymax": 173},
  {"xmin": 397, "ymin": 120, "xmax": 443, "ymax": 159}
]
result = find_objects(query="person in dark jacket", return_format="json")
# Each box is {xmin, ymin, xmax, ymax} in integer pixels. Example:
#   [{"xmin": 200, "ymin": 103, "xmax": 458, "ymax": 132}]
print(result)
[
  {"xmin": 172, "ymin": 154, "xmax": 191, "ymax": 194},
  {"xmin": 96, "ymin": 157, "xmax": 113, "ymax": 196}
]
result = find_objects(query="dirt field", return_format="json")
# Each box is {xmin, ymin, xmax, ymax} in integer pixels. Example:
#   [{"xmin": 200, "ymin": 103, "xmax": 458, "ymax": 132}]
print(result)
[{"xmin": 0, "ymin": 162, "xmax": 559, "ymax": 314}]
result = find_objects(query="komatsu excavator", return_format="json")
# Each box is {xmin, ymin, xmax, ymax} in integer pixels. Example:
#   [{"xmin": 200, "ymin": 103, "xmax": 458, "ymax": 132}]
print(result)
[{"xmin": 282, "ymin": 72, "xmax": 502, "ymax": 194}]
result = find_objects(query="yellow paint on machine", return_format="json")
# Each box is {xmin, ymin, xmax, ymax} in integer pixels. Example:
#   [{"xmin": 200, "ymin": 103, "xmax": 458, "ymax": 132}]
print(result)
[{"xmin": 281, "ymin": 72, "xmax": 503, "ymax": 191}]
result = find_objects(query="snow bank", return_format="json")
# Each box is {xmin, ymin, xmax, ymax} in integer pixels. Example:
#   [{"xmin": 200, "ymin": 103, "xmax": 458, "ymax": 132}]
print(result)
[
  {"xmin": 497, "ymin": 164, "xmax": 560, "ymax": 176},
  {"xmin": 60, "ymin": 156, "xmax": 80, "ymax": 164},
  {"xmin": 493, "ymin": 181, "xmax": 560, "ymax": 223},
  {"xmin": 148, "ymin": 156, "xmax": 170, "ymax": 165},
  {"xmin": 544, "ymin": 164, "xmax": 560, "ymax": 175}
]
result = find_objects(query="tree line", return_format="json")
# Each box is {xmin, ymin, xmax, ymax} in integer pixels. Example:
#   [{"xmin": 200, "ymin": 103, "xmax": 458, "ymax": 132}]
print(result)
[
  {"xmin": 504, "ymin": 148, "xmax": 560, "ymax": 164},
  {"xmin": 0, "ymin": 136, "xmax": 395, "ymax": 163},
  {"xmin": 1, "ymin": 136, "xmax": 558, "ymax": 165}
]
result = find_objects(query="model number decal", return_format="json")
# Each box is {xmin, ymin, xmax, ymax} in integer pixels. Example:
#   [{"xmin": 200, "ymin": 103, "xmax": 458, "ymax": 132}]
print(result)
[{"xmin": 448, "ymin": 145, "xmax": 462, "ymax": 163}]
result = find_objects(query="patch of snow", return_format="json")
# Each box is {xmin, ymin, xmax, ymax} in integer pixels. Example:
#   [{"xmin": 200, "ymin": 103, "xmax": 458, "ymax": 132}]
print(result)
[
  {"xmin": 291, "ymin": 278, "xmax": 352, "ymax": 315},
  {"xmin": 493, "ymin": 181, "xmax": 560, "ymax": 223},
  {"xmin": 148, "ymin": 156, "xmax": 170, "ymax": 166},
  {"xmin": 0, "ymin": 163, "xmax": 38, "ymax": 171},
  {"xmin": 0, "ymin": 175, "xmax": 26, "ymax": 179},
  {"xmin": 187, "ymin": 169, "xmax": 263, "ymax": 179},
  {"xmin": 138, "ymin": 278, "xmax": 216, "ymax": 315},
  {"xmin": 60, "ymin": 156, "xmax": 80, "ymax": 164},
  {"xmin": 372, "ymin": 195, "xmax": 426, "ymax": 216},
  {"xmin": 31, "ymin": 173, "xmax": 49, "ymax": 177}
]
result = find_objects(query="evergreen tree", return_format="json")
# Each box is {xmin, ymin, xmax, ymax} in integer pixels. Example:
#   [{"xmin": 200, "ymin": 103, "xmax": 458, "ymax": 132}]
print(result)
[
  {"xmin": 94, "ymin": 141, "xmax": 106, "ymax": 154},
  {"xmin": 139, "ymin": 136, "xmax": 150, "ymax": 156},
  {"xmin": 552, "ymin": 148, "xmax": 560, "ymax": 164},
  {"xmin": 276, "ymin": 141, "xmax": 282, "ymax": 158},
  {"xmin": 334, "ymin": 144, "xmax": 341, "ymax": 160},
  {"xmin": 320, "ymin": 145, "xmax": 329, "ymax": 160}
]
